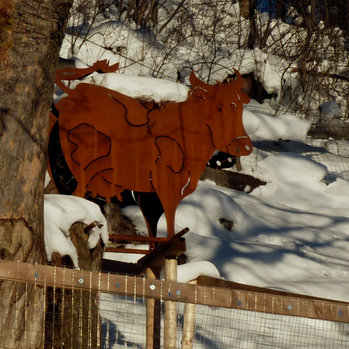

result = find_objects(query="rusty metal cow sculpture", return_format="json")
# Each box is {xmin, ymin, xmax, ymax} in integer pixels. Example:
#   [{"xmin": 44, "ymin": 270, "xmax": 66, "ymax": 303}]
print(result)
[{"xmin": 49, "ymin": 60, "xmax": 252, "ymax": 238}]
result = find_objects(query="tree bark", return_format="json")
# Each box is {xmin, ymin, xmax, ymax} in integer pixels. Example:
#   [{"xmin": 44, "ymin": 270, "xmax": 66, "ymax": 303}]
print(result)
[
  {"xmin": 0, "ymin": 0, "xmax": 73, "ymax": 347},
  {"xmin": 239, "ymin": 0, "xmax": 257, "ymax": 48},
  {"xmin": 239, "ymin": 0, "xmax": 250, "ymax": 19}
]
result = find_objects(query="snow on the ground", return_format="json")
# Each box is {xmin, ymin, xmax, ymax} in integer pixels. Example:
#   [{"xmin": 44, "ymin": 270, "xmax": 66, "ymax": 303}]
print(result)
[{"xmin": 243, "ymin": 100, "xmax": 310, "ymax": 141}]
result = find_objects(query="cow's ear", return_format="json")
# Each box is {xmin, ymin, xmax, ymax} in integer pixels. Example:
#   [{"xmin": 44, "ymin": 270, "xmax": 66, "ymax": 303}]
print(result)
[
  {"xmin": 189, "ymin": 71, "xmax": 211, "ymax": 99},
  {"xmin": 189, "ymin": 71, "xmax": 210, "ymax": 88}
]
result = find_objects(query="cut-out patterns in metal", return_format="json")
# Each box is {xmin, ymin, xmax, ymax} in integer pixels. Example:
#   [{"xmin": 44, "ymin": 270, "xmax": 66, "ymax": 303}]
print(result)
[{"xmin": 49, "ymin": 60, "xmax": 252, "ymax": 237}]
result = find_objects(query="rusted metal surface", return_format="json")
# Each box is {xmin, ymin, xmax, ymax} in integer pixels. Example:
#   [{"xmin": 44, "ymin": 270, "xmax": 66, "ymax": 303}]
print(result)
[{"xmin": 49, "ymin": 60, "xmax": 252, "ymax": 238}]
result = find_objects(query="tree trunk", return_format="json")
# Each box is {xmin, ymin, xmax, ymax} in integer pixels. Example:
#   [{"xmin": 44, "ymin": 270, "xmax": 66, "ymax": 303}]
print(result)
[
  {"xmin": 239, "ymin": 0, "xmax": 250, "ymax": 19},
  {"xmin": 247, "ymin": 0, "xmax": 256, "ymax": 49},
  {"xmin": 239, "ymin": 0, "xmax": 257, "ymax": 48},
  {"xmin": 0, "ymin": 0, "xmax": 73, "ymax": 347}
]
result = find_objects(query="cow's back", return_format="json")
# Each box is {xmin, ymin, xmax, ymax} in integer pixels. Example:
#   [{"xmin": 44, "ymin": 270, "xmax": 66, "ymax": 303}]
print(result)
[{"xmin": 56, "ymin": 83, "xmax": 160, "ymax": 198}]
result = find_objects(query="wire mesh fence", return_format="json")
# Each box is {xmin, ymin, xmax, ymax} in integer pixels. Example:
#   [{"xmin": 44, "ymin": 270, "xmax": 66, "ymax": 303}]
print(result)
[
  {"xmin": 100, "ymin": 293, "xmax": 349, "ymax": 348},
  {"xmin": 0, "ymin": 260, "xmax": 349, "ymax": 348},
  {"xmin": 236, "ymin": 125, "xmax": 349, "ymax": 185}
]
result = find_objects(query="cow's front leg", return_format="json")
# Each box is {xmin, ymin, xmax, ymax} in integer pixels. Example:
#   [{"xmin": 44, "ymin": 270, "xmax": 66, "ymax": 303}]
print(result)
[{"xmin": 152, "ymin": 171, "xmax": 192, "ymax": 238}]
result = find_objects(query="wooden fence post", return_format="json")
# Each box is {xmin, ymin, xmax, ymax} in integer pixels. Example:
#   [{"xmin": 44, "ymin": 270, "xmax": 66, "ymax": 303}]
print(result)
[
  {"xmin": 164, "ymin": 257, "xmax": 178, "ymax": 349},
  {"xmin": 181, "ymin": 280, "xmax": 197, "ymax": 349},
  {"xmin": 146, "ymin": 267, "xmax": 161, "ymax": 349}
]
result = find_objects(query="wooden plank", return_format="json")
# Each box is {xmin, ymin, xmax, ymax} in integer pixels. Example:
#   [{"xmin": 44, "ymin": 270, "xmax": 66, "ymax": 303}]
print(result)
[
  {"xmin": 0, "ymin": 260, "xmax": 349, "ymax": 323},
  {"xmin": 146, "ymin": 267, "xmax": 161, "ymax": 349},
  {"xmin": 136, "ymin": 228, "xmax": 188, "ymax": 269},
  {"xmin": 201, "ymin": 166, "xmax": 266, "ymax": 192},
  {"xmin": 196, "ymin": 275, "xmax": 349, "ymax": 304},
  {"xmin": 101, "ymin": 259, "xmax": 142, "ymax": 275},
  {"xmin": 108, "ymin": 235, "xmax": 170, "ymax": 243},
  {"xmin": 308, "ymin": 124, "xmax": 349, "ymax": 140},
  {"xmin": 103, "ymin": 228, "xmax": 187, "ymax": 274},
  {"xmin": 105, "ymin": 247, "xmax": 150, "ymax": 254}
]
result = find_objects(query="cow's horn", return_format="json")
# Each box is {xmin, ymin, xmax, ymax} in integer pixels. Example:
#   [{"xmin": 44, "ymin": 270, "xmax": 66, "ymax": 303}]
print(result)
[
  {"xmin": 233, "ymin": 69, "xmax": 243, "ymax": 90},
  {"xmin": 190, "ymin": 71, "xmax": 210, "ymax": 89}
]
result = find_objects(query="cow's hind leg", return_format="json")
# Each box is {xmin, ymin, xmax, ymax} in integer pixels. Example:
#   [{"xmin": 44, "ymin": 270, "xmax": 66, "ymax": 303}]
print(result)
[{"xmin": 133, "ymin": 192, "xmax": 163, "ymax": 238}]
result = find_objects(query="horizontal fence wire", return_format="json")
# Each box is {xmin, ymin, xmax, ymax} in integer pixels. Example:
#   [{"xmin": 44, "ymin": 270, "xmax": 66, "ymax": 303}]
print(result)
[{"xmin": 0, "ymin": 260, "xmax": 349, "ymax": 348}]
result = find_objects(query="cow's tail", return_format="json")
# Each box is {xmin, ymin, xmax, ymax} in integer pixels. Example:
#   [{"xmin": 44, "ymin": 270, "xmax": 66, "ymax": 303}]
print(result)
[{"xmin": 55, "ymin": 60, "xmax": 119, "ymax": 94}]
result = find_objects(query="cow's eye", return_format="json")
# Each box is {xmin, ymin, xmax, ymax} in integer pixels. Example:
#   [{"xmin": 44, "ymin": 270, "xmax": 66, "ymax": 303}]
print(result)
[{"xmin": 218, "ymin": 106, "xmax": 222, "ymax": 112}]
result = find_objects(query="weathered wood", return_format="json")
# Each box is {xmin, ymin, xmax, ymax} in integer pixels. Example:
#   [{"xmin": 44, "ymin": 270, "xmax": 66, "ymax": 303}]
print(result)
[
  {"xmin": 0, "ymin": 260, "xmax": 349, "ymax": 323},
  {"xmin": 201, "ymin": 166, "xmax": 266, "ymax": 193},
  {"xmin": 308, "ymin": 124, "xmax": 349, "ymax": 140},
  {"xmin": 181, "ymin": 280, "xmax": 197, "ymax": 349},
  {"xmin": 106, "ymin": 247, "xmax": 151, "ymax": 254},
  {"xmin": 103, "ymin": 228, "xmax": 187, "ymax": 274},
  {"xmin": 164, "ymin": 258, "xmax": 178, "ymax": 349},
  {"xmin": 146, "ymin": 267, "xmax": 156, "ymax": 349},
  {"xmin": 146, "ymin": 267, "xmax": 161, "ymax": 349},
  {"xmin": 135, "ymin": 230, "xmax": 187, "ymax": 269},
  {"xmin": 106, "ymin": 234, "xmax": 172, "ymax": 254},
  {"xmin": 108, "ymin": 234, "xmax": 171, "ymax": 243}
]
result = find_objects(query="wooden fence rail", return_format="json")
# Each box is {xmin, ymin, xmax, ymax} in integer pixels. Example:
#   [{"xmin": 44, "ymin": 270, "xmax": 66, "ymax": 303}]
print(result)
[{"xmin": 0, "ymin": 259, "xmax": 348, "ymax": 323}]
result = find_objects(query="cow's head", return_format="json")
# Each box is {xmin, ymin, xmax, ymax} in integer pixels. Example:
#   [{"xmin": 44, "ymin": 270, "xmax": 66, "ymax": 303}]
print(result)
[{"xmin": 190, "ymin": 70, "xmax": 252, "ymax": 157}]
